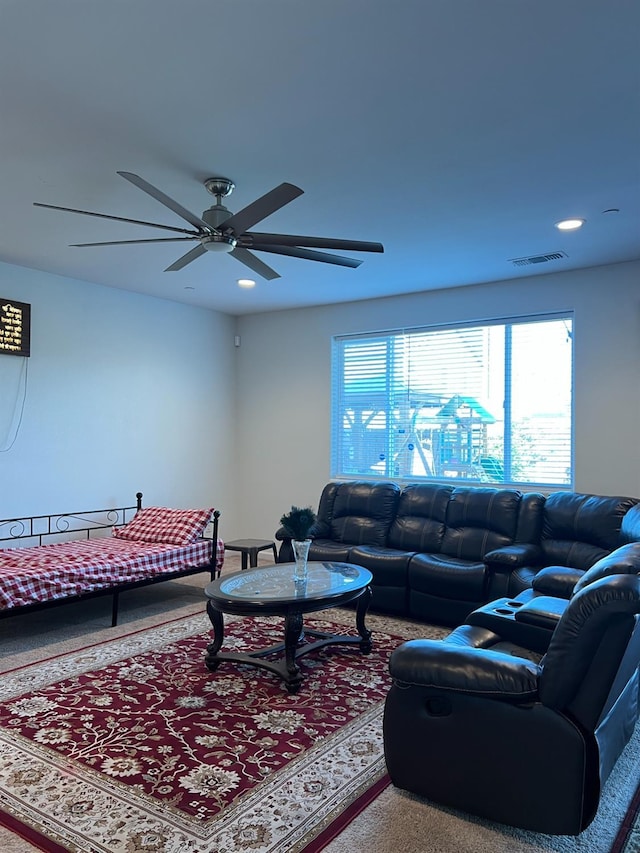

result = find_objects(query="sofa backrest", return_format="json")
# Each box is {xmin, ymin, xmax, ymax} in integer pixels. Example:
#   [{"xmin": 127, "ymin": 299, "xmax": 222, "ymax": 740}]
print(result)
[
  {"xmin": 312, "ymin": 482, "xmax": 342, "ymax": 539},
  {"xmin": 620, "ymin": 503, "xmax": 640, "ymax": 545},
  {"xmin": 515, "ymin": 492, "xmax": 546, "ymax": 543},
  {"xmin": 387, "ymin": 483, "xmax": 453, "ymax": 552},
  {"xmin": 440, "ymin": 487, "xmax": 523, "ymax": 560},
  {"xmin": 327, "ymin": 481, "xmax": 401, "ymax": 546},
  {"xmin": 310, "ymin": 482, "xmax": 640, "ymax": 569},
  {"xmin": 539, "ymin": 574, "xmax": 640, "ymax": 736},
  {"xmin": 573, "ymin": 542, "xmax": 640, "ymax": 594},
  {"xmin": 540, "ymin": 492, "xmax": 639, "ymax": 570}
]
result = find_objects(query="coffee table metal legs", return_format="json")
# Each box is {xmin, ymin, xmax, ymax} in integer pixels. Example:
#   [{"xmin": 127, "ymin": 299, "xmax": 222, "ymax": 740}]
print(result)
[
  {"xmin": 356, "ymin": 586, "xmax": 373, "ymax": 654},
  {"xmin": 204, "ymin": 587, "xmax": 373, "ymax": 693},
  {"xmin": 205, "ymin": 600, "xmax": 224, "ymax": 666},
  {"xmin": 204, "ymin": 608, "xmax": 303, "ymax": 692},
  {"xmin": 283, "ymin": 611, "xmax": 304, "ymax": 691}
]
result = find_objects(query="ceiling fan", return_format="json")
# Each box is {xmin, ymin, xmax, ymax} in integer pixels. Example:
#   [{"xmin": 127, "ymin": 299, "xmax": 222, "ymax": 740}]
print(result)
[{"xmin": 34, "ymin": 172, "xmax": 384, "ymax": 280}]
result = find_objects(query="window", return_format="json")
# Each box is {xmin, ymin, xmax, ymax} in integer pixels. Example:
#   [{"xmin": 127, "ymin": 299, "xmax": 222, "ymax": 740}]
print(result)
[{"xmin": 331, "ymin": 314, "xmax": 573, "ymax": 488}]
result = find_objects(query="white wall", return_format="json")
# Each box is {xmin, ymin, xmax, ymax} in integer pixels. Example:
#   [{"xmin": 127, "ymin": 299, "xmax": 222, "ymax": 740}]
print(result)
[
  {"xmin": 235, "ymin": 260, "xmax": 640, "ymax": 540},
  {"xmin": 0, "ymin": 262, "xmax": 238, "ymax": 530},
  {"xmin": 2, "ymin": 259, "xmax": 639, "ymax": 546}
]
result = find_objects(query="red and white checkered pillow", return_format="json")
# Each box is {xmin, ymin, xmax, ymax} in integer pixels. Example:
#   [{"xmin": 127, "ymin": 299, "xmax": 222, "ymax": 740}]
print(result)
[{"xmin": 113, "ymin": 506, "xmax": 214, "ymax": 545}]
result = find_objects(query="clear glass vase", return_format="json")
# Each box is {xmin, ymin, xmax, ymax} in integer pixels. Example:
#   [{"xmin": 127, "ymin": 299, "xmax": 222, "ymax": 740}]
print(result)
[{"xmin": 292, "ymin": 538, "xmax": 311, "ymax": 581}]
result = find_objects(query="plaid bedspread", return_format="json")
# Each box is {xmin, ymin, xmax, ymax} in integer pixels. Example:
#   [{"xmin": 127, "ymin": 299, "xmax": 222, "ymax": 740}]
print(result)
[{"xmin": 0, "ymin": 536, "xmax": 225, "ymax": 610}]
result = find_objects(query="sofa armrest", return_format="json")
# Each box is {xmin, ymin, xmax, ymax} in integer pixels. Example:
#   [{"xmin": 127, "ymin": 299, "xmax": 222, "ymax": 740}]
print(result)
[
  {"xmin": 274, "ymin": 525, "xmax": 290, "ymax": 543},
  {"xmin": 388, "ymin": 639, "xmax": 540, "ymax": 700},
  {"xmin": 275, "ymin": 523, "xmax": 324, "ymax": 542},
  {"xmin": 275, "ymin": 523, "xmax": 325, "ymax": 562},
  {"xmin": 484, "ymin": 543, "xmax": 542, "ymax": 572},
  {"xmin": 274, "ymin": 528, "xmax": 292, "ymax": 562},
  {"xmin": 531, "ymin": 566, "xmax": 585, "ymax": 598},
  {"xmin": 514, "ymin": 595, "xmax": 569, "ymax": 630}
]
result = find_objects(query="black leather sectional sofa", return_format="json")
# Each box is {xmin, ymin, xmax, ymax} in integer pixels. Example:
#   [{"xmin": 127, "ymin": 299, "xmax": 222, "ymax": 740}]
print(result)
[
  {"xmin": 276, "ymin": 479, "xmax": 640, "ymax": 834},
  {"xmin": 276, "ymin": 480, "xmax": 640, "ymax": 626}
]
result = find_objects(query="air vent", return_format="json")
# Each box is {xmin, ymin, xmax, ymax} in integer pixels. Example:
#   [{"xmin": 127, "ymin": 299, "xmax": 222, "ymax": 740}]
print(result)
[{"xmin": 509, "ymin": 251, "xmax": 567, "ymax": 267}]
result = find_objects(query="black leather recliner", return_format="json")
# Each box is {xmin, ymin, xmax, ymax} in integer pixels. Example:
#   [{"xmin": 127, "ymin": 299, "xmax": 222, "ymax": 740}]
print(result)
[
  {"xmin": 467, "ymin": 504, "xmax": 640, "ymax": 652},
  {"xmin": 524, "ymin": 501, "xmax": 640, "ymax": 601},
  {"xmin": 383, "ymin": 573, "xmax": 640, "ymax": 835},
  {"xmin": 483, "ymin": 491, "xmax": 639, "ymax": 597},
  {"xmin": 277, "ymin": 480, "xmax": 406, "ymax": 611},
  {"xmin": 406, "ymin": 487, "xmax": 542, "ymax": 625},
  {"xmin": 349, "ymin": 483, "xmax": 453, "ymax": 615}
]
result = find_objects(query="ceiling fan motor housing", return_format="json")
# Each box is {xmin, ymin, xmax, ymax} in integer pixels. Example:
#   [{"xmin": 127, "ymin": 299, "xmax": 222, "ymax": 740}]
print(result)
[{"xmin": 201, "ymin": 204, "xmax": 233, "ymax": 230}]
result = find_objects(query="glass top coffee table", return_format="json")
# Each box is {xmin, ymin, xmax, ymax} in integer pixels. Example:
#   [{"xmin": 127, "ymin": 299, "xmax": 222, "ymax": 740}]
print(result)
[{"xmin": 204, "ymin": 561, "xmax": 373, "ymax": 693}]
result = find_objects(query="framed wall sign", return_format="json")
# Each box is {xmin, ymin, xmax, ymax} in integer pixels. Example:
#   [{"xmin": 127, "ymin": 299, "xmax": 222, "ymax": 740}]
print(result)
[{"xmin": 0, "ymin": 299, "xmax": 31, "ymax": 357}]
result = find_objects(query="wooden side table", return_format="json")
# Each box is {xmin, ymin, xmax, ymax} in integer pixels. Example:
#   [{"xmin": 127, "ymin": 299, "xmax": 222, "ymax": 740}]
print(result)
[{"xmin": 223, "ymin": 538, "xmax": 278, "ymax": 571}]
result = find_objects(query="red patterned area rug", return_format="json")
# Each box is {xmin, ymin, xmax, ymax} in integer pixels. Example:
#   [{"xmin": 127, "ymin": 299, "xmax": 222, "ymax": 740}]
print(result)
[
  {"xmin": 0, "ymin": 610, "xmax": 442, "ymax": 852},
  {"xmin": 612, "ymin": 783, "xmax": 640, "ymax": 853}
]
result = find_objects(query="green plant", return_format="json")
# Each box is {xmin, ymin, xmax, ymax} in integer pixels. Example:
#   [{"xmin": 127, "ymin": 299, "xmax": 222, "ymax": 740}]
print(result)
[{"xmin": 280, "ymin": 505, "xmax": 317, "ymax": 540}]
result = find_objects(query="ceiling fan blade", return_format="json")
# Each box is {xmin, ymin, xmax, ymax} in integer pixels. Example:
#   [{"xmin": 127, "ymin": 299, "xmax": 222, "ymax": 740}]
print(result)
[
  {"xmin": 117, "ymin": 171, "xmax": 212, "ymax": 232},
  {"xmin": 217, "ymin": 183, "xmax": 303, "ymax": 236},
  {"xmin": 249, "ymin": 243, "xmax": 362, "ymax": 269},
  {"xmin": 243, "ymin": 232, "xmax": 384, "ymax": 253},
  {"xmin": 165, "ymin": 243, "xmax": 207, "ymax": 272},
  {"xmin": 70, "ymin": 237, "xmax": 199, "ymax": 248},
  {"xmin": 34, "ymin": 202, "xmax": 199, "ymax": 236},
  {"xmin": 230, "ymin": 247, "xmax": 280, "ymax": 280}
]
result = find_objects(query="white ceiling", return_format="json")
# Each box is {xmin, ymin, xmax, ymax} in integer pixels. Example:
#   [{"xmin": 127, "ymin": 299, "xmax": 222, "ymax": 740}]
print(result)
[{"xmin": 1, "ymin": 0, "xmax": 639, "ymax": 316}]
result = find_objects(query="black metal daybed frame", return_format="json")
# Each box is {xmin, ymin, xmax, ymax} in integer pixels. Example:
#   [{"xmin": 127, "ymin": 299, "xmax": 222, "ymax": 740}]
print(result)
[{"xmin": 0, "ymin": 492, "xmax": 221, "ymax": 627}]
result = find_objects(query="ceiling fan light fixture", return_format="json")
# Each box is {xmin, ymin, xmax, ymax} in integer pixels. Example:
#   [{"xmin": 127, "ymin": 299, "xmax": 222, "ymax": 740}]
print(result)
[
  {"xmin": 201, "ymin": 234, "xmax": 237, "ymax": 253},
  {"xmin": 555, "ymin": 218, "xmax": 585, "ymax": 231},
  {"xmin": 237, "ymin": 278, "xmax": 256, "ymax": 288}
]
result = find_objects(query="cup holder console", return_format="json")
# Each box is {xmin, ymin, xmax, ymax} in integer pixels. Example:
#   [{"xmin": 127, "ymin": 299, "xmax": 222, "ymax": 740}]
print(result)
[
  {"xmin": 467, "ymin": 595, "xmax": 557, "ymax": 654},
  {"xmin": 480, "ymin": 598, "xmax": 526, "ymax": 620}
]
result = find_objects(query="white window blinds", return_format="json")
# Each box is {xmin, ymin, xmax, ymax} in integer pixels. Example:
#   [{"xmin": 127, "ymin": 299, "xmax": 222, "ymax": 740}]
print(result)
[{"xmin": 331, "ymin": 314, "xmax": 573, "ymax": 488}]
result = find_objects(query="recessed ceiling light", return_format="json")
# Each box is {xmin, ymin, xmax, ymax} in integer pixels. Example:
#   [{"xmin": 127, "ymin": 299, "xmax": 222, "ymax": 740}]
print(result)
[
  {"xmin": 555, "ymin": 218, "xmax": 585, "ymax": 231},
  {"xmin": 237, "ymin": 278, "xmax": 256, "ymax": 289}
]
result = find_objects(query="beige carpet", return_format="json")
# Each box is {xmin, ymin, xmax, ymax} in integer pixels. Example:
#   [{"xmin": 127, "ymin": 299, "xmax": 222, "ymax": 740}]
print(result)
[{"xmin": 0, "ymin": 552, "xmax": 637, "ymax": 853}]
